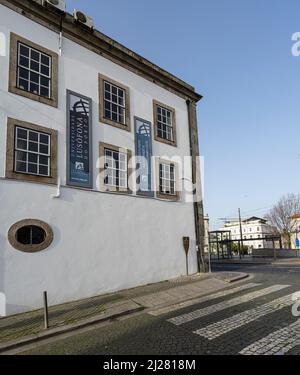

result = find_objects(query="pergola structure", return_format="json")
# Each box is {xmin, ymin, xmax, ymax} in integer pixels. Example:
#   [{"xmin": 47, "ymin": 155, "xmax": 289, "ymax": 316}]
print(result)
[{"xmin": 208, "ymin": 230, "xmax": 283, "ymax": 260}]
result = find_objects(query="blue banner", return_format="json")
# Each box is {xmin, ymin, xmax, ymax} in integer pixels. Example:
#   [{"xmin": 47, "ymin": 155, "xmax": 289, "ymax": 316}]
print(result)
[
  {"xmin": 135, "ymin": 117, "xmax": 153, "ymax": 197},
  {"xmin": 67, "ymin": 91, "xmax": 93, "ymax": 188}
]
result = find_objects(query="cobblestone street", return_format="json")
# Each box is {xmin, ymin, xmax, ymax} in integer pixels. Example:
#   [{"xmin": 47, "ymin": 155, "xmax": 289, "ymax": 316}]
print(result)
[{"xmin": 13, "ymin": 263, "xmax": 300, "ymax": 355}]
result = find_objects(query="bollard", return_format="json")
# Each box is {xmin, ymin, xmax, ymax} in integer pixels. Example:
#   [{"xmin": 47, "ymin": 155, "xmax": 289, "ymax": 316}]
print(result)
[{"xmin": 43, "ymin": 291, "xmax": 49, "ymax": 330}]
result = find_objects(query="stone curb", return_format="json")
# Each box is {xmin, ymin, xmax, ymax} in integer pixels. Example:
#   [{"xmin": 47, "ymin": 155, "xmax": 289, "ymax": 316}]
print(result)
[{"xmin": 0, "ymin": 302, "xmax": 144, "ymax": 354}]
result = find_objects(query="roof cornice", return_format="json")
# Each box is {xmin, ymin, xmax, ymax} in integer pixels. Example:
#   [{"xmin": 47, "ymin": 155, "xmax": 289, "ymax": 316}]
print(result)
[{"xmin": 1, "ymin": 0, "xmax": 202, "ymax": 102}]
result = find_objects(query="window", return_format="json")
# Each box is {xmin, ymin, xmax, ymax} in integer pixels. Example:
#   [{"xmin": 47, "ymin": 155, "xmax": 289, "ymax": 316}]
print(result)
[
  {"xmin": 17, "ymin": 225, "xmax": 46, "ymax": 245},
  {"xmin": 17, "ymin": 42, "xmax": 51, "ymax": 98},
  {"xmin": 8, "ymin": 219, "xmax": 53, "ymax": 253},
  {"xmin": 9, "ymin": 33, "xmax": 58, "ymax": 107},
  {"xmin": 14, "ymin": 126, "xmax": 50, "ymax": 177},
  {"xmin": 99, "ymin": 142, "xmax": 131, "ymax": 193},
  {"xmin": 156, "ymin": 159, "xmax": 179, "ymax": 201},
  {"xmin": 99, "ymin": 74, "xmax": 131, "ymax": 131},
  {"xmin": 6, "ymin": 118, "xmax": 58, "ymax": 185},
  {"xmin": 153, "ymin": 100, "xmax": 177, "ymax": 146},
  {"xmin": 104, "ymin": 148, "xmax": 127, "ymax": 189},
  {"xmin": 159, "ymin": 163, "xmax": 176, "ymax": 195}
]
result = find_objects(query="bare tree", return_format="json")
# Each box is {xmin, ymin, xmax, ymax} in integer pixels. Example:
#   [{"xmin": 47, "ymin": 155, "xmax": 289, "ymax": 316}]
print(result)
[{"xmin": 265, "ymin": 193, "xmax": 300, "ymax": 248}]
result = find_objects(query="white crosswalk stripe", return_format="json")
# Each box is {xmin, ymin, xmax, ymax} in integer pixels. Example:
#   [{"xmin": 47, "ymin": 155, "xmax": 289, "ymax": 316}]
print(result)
[
  {"xmin": 240, "ymin": 319, "xmax": 300, "ymax": 355},
  {"xmin": 194, "ymin": 293, "xmax": 295, "ymax": 340},
  {"xmin": 167, "ymin": 285, "xmax": 290, "ymax": 326},
  {"xmin": 150, "ymin": 283, "xmax": 260, "ymax": 317}
]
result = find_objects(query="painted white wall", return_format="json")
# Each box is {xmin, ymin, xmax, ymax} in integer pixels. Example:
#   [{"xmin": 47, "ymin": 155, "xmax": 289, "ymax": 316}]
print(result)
[{"xmin": 0, "ymin": 5, "xmax": 199, "ymax": 315}]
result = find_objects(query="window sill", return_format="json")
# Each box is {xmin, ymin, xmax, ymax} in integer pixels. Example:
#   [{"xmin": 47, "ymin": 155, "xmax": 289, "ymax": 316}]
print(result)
[
  {"xmin": 9, "ymin": 86, "xmax": 58, "ymax": 108},
  {"xmin": 99, "ymin": 116, "xmax": 131, "ymax": 132}
]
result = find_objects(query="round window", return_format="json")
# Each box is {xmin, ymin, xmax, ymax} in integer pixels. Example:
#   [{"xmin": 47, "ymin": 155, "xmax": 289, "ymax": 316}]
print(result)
[{"xmin": 8, "ymin": 219, "xmax": 53, "ymax": 253}]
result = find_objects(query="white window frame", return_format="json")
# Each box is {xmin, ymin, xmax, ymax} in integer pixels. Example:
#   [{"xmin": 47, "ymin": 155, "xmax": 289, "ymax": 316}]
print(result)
[
  {"xmin": 104, "ymin": 147, "xmax": 128, "ymax": 189},
  {"xmin": 17, "ymin": 42, "xmax": 52, "ymax": 98},
  {"xmin": 103, "ymin": 81, "xmax": 126, "ymax": 125},
  {"xmin": 14, "ymin": 126, "xmax": 51, "ymax": 177}
]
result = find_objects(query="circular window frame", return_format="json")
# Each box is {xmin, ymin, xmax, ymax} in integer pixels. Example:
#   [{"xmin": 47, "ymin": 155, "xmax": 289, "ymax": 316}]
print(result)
[{"xmin": 8, "ymin": 219, "xmax": 53, "ymax": 253}]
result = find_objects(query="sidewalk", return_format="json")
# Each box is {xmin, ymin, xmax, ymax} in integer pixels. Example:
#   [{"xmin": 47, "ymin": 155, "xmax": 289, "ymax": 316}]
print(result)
[{"xmin": 0, "ymin": 271, "xmax": 248, "ymax": 353}]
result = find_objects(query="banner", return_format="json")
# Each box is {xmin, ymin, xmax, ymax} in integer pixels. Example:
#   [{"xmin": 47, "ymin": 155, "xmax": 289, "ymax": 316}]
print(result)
[
  {"xmin": 67, "ymin": 90, "xmax": 93, "ymax": 188},
  {"xmin": 135, "ymin": 117, "xmax": 153, "ymax": 197}
]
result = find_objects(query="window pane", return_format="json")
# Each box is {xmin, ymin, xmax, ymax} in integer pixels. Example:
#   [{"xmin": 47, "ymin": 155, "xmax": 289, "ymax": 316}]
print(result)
[
  {"xmin": 31, "ymin": 226, "xmax": 46, "ymax": 244},
  {"xmin": 39, "ymin": 155, "xmax": 49, "ymax": 165},
  {"xmin": 41, "ymin": 54, "xmax": 50, "ymax": 66},
  {"xmin": 19, "ymin": 44, "xmax": 29, "ymax": 57},
  {"xmin": 30, "ymin": 71, "xmax": 40, "ymax": 84},
  {"xmin": 18, "ymin": 67, "xmax": 29, "ymax": 80},
  {"xmin": 19, "ymin": 56, "xmax": 29, "ymax": 68},
  {"xmin": 29, "ymin": 82, "xmax": 39, "ymax": 95},
  {"xmin": 17, "ymin": 139, "xmax": 27, "ymax": 150},
  {"xmin": 16, "ymin": 226, "xmax": 31, "ymax": 245},
  {"xmin": 39, "ymin": 165, "xmax": 49, "ymax": 176},
  {"xmin": 15, "ymin": 151, "xmax": 27, "ymax": 162},
  {"xmin": 28, "ymin": 163, "xmax": 38, "ymax": 174},
  {"xmin": 31, "ymin": 49, "xmax": 40, "ymax": 62},
  {"xmin": 30, "ymin": 60, "xmax": 39, "ymax": 72},
  {"xmin": 40, "ymin": 86, "xmax": 49, "ymax": 98},
  {"xmin": 28, "ymin": 141, "xmax": 38, "ymax": 152},
  {"xmin": 39, "ymin": 134, "xmax": 49, "ymax": 145},
  {"xmin": 18, "ymin": 78, "xmax": 29, "ymax": 91},
  {"xmin": 39, "ymin": 144, "xmax": 49, "ymax": 154},
  {"xmin": 15, "ymin": 161, "xmax": 27, "ymax": 172},
  {"xmin": 28, "ymin": 153, "xmax": 38, "ymax": 163},
  {"xmin": 17, "ymin": 128, "xmax": 27, "ymax": 140},
  {"xmin": 41, "ymin": 65, "xmax": 50, "ymax": 76},
  {"xmin": 29, "ymin": 131, "xmax": 38, "ymax": 142}
]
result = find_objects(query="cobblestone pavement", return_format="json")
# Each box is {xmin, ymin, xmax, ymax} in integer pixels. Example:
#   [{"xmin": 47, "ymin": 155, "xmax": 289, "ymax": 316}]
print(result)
[{"xmin": 18, "ymin": 263, "xmax": 300, "ymax": 355}]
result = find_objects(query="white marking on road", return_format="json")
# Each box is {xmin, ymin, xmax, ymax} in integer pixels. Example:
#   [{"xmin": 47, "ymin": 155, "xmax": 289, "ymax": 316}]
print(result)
[
  {"xmin": 195, "ymin": 293, "xmax": 295, "ymax": 340},
  {"xmin": 240, "ymin": 319, "xmax": 300, "ymax": 355},
  {"xmin": 149, "ymin": 283, "xmax": 260, "ymax": 316},
  {"xmin": 168, "ymin": 285, "xmax": 290, "ymax": 326}
]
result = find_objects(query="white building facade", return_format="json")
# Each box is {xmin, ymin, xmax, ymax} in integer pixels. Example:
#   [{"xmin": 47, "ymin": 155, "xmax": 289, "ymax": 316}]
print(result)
[
  {"xmin": 220, "ymin": 217, "xmax": 274, "ymax": 250},
  {"xmin": 0, "ymin": 0, "xmax": 205, "ymax": 316}
]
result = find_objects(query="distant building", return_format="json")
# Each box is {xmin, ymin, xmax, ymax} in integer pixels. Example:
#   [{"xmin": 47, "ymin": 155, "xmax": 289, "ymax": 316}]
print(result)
[
  {"xmin": 219, "ymin": 216, "xmax": 274, "ymax": 249},
  {"xmin": 289, "ymin": 213, "xmax": 300, "ymax": 249}
]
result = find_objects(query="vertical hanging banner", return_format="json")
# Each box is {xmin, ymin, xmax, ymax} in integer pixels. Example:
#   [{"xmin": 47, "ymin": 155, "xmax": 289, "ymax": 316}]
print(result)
[
  {"xmin": 135, "ymin": 117, "xmax": 153, "ymax": 197},
  {"xmin": 67, "ymin": 90, "xmax": 93, "ymax": 188}
]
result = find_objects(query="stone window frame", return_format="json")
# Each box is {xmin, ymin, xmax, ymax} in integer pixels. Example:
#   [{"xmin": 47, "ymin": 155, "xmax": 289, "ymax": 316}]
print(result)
[
  {"xmin": 153, "ymin": 100, "xmax": 177, "ymax": 147},
  {"xmin": 9, "ymin": 32, "xmax": 58, "ymax": 108},
  {"xmin": 8, "ymin": 219, "xmax": 53, "ymax": 253},
  {"xmin": 6, "ymin": 117, "xmax": 58, "ymax": 185},
  {"xmin": 99, "ymin": 142, "xmax": 132, "ymax": 194},
  {"xmin": 155, "ymin": 157, "xmax": 180, "ymax": 201},
  {"xmin": 99, "ymin": 74, "xmax": 131, "ymax": 132}
]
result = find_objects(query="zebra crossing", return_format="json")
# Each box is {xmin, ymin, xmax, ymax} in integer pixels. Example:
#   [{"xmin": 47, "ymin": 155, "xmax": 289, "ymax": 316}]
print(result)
[{"xmin": 158, "ymin": 282, "xmax": 300, "ymax": 355}]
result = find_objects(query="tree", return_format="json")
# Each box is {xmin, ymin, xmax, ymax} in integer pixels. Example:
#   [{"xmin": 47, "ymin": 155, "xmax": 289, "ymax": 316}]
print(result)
[{"xmin": 265, "ymin": 193, "xmax": 300, "ymax": 248}]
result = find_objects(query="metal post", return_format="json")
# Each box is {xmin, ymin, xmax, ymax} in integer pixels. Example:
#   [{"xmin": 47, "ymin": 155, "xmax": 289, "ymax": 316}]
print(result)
[
  {"xmin": 43, "ymin": 291, "xmax": 49, "ymax": 330},
  {"xmin": 208, "ymin": 240, "xmax": 212, "ymax": 274},
  {"xmin": 238, "ymin": 208, "xmax": 244, "ymax": 257}
]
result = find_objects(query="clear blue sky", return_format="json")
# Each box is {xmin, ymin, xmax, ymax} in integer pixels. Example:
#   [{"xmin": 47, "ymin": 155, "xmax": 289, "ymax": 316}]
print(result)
[{"xmin": 67, "ymin": 0, "xmax": 300, "ymax": 229}]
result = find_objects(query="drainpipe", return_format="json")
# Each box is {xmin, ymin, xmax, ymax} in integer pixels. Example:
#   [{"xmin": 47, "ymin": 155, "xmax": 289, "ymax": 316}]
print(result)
[{"xmin": 186, "ymin": 99, "xmax": 207, "ymax": 273}]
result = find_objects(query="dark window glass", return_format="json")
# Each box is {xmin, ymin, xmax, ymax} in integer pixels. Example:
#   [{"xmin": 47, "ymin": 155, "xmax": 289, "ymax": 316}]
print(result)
[{"xmin": 16, "ymin": 225, "xmax": 46, "ymax": 245}]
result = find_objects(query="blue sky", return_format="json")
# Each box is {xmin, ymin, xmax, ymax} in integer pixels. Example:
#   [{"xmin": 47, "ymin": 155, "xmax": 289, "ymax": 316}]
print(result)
[{"xmin": 67, "ymin": 0, "xmax": 300, "ymax": 229}]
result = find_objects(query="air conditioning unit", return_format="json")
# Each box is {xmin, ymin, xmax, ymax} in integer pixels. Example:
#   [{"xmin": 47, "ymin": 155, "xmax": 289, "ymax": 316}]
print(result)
[
  {"xmin": 43, "ymin": 0, "xmax": 66, "ymax": 13},
  {"xmin": 74, "ymin": 9, "xmax": 94, "ymax": 30}
]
